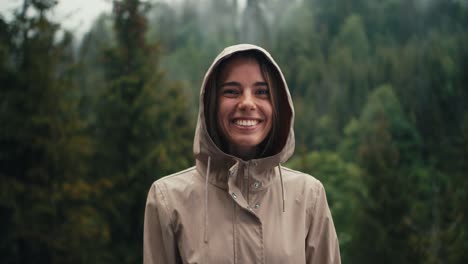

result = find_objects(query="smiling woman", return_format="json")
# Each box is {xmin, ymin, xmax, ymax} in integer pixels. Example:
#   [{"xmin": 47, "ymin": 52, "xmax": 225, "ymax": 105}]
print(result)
[
  {"xmin": 144, "ymin": 44, "xmax": 341, "ymax": 264},
  {"xmin": 205, "ymin": 50, "xmax": 291, "ymax": 161},
  {"xmin": 215, "ymin": 55, "xmax": 273, "ymax": 160}
]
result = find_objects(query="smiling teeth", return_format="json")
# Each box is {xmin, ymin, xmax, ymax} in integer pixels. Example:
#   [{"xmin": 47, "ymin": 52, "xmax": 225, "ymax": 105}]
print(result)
[{"xmin": 235, "ymin": 120, "xmax": 259, "ymax": 126}]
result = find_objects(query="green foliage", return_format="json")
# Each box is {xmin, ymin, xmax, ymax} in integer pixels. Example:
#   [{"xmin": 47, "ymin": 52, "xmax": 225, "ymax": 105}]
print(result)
[
  {"xmin": 77, "ymin": 13, "xmax": 114, "ymax": 117},
  {"xmin": 343, "ymin": 84, "xmax": 422, "ymax": 263},
  {"xmin": 0, "ymin": 1, "xmax": 108, "ymax": 262},
  {"xmin": 328, "ymin": 13, "xmax": 372, "ymax": 130},
  {"xmin": 331, "ymin": 83, "xmax": 420, "ymax": 264},
  {"xmin": 90, "ymin": 0, "xmax": 193, "ymax": 262}
]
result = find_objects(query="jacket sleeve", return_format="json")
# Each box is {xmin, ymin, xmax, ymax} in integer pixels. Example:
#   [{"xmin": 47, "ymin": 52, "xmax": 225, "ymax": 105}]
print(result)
[
  {"xmin": 305, "ymin": 182, "xmax": 341, "ymax": 264},
  {"xmin": 143, "ymin": 182, "xmax": 180, "ymax": 264}
]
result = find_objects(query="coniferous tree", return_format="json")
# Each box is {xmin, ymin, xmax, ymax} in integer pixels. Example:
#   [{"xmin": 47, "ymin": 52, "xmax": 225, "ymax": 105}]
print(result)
[
  {"xmin": 0, "ymin": 1, "xmax": 108, "ymax": 262},
  {"xmin": 92, "ymin": 0, "xmax": 192, "ymax": 262},
  {"xmin": 344, "ymin": 85, "xmax": 422, "ymax": 263},
  {"xmin": 328, "ymin": 14, "xmax": 371, "ymax": 132}
]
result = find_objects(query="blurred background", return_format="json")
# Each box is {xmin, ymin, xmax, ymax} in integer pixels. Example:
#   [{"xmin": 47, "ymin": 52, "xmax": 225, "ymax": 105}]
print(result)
[{"xmin": 1, "ymin": 0, "xmax": 467, "ymax": 263}]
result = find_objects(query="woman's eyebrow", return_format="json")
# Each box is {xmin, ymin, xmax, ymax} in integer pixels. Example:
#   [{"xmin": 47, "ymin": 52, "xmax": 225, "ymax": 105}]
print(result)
[
  {"xmin": 254, "ymin": 81, "xmax": 268, "ymax": 87},
  {"xmin": 221, "ymin": 81, "xmax": 241, "ymax": 87},
  {"xmin": 221, "ymin": 81, "xmax": 268, "ymax": 87}
]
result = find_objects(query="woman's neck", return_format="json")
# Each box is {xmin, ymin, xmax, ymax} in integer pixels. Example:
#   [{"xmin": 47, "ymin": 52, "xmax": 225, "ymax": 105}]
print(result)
[{"xmin": 228, "ymin": 145, "xmax": 258, "ymax": 161}]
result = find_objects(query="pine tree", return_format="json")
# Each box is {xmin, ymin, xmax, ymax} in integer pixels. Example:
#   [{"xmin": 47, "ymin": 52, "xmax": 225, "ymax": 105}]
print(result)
[
  {"xmin": 92, "ymin": 0, "xmax": 192, "ymax": 262},
  {"xmin": 344, "ymin": 85, "xmax": 422, "ymax": 263},
  {"xmin": 0, "ymin": 1, "xmax": 108, "ymax": 262}
]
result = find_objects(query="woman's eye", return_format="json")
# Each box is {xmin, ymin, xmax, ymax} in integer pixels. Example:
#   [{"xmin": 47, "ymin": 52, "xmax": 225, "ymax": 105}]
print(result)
[
  {"xmin": 222, "ymin": 89, "xmax": 238, "ymax": 95},
  {"xmin": 257, "ymin": 89, "xmax": 270, "ymax": 96}
]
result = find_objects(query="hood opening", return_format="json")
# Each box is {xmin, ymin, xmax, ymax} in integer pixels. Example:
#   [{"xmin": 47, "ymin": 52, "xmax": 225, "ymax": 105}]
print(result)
[{"xmin": 202, "ymin": 49, "xmax": 292, "ymax": 160}]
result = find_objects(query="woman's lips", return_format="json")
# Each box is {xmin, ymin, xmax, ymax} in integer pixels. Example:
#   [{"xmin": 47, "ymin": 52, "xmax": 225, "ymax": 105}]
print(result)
[{"xmin": 234, "ymin": 119, "xmax": 260, "ymax": 127}]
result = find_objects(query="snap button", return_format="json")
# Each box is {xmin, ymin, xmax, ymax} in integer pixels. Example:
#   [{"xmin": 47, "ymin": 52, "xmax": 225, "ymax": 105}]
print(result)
[
  {"xmin": 247, "ymin": 206, "xmax": 253, "ymax": 211},
  {"xmin": 252, "ymin": 181, "xmax": 261, "ymax": 189},
  {"xmin": 231, "ymin": 193, "xmax": 237, "ymax": 199},
  {"xmin": 253, "ymin": 161, "xmax": 258, "ymax": 166},
  {"xmin": 254, "ymin": 203, "xmax": 260, "ymax": 209}
]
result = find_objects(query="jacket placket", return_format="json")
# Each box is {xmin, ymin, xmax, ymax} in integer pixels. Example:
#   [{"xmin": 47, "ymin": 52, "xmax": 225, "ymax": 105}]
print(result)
[{"xmin": 228, "ymin": 161, "xmax": 265, "ymax": 264}]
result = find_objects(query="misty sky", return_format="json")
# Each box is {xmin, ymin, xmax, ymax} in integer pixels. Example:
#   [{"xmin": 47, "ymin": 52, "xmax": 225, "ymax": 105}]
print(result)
[
  {"xmin": 0, "ymin": 0, "xmax": 112, "ymax": 38},
  {"xmin": 0, "ymin": 0, "xmax": 249, "ymax": 39}
]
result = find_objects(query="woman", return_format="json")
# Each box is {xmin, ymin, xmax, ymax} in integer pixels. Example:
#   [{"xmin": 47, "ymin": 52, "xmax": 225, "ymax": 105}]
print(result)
[{"xmin": 144, "ymin": 44, "xmax": 341, "ymax": 263}]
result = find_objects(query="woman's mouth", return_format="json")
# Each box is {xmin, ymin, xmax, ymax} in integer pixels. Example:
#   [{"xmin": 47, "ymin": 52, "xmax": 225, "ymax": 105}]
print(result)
[{"xmin": 234, "ymin": 119, "xmax": 260, "ymax": 127}]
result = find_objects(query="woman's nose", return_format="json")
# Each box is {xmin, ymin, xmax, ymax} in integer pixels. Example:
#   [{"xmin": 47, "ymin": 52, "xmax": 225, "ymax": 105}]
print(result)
[{"xmin": 238, "ymin": 91, "xmax": 256, "ymax": 111}]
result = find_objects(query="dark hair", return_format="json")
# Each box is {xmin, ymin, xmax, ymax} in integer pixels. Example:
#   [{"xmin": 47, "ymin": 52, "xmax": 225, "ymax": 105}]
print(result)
[{"xmin": 204, "ymin": 50, "xmax": 291, "ymax": 159}]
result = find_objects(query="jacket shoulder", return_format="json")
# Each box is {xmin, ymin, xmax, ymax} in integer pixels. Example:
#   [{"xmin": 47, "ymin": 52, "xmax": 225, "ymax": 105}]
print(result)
[
  {"xmin": 280, "ymin": 166, "xmax": 323, "ymax": 187},
  {"xmin": 152, "ymin": 166, "xmax": 200, "ymax": 193},
  {"xmin": 280, "ymin": 166, "xmax": 326, "ymax": 212},
  {"xmin": 150, "ymin": 166, "xmax": 204, "ymax": 209}
]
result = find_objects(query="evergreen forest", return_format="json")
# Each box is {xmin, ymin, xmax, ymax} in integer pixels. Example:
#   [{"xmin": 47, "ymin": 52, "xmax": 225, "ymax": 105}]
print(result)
[{"xmin": 1, "ymin": 0, "xmax": 467, "ymax": 263}]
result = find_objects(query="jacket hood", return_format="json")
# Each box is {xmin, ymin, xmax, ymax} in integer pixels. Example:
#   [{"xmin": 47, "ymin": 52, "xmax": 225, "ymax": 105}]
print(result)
[{"xmin": 193, "ymin": 44, "xmax": 295, "ymax": 165}]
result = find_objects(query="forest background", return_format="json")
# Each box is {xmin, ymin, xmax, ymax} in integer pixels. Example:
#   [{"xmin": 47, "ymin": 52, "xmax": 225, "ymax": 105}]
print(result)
[{"xmin": 1, "ymin": 0, "xmax": 467, "ymax": 263}]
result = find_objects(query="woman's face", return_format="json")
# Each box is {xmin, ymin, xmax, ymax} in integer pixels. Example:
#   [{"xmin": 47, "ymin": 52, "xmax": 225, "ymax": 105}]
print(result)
[{"xmin": 217, "ymin": 57, "xmax": 273, "ymax": 159}]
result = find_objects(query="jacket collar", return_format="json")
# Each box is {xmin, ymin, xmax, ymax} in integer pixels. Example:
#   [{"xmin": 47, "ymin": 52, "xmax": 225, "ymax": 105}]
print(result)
[{"xmin": 195, "ymin": 151, "xmax": 284, "ymax": 190}]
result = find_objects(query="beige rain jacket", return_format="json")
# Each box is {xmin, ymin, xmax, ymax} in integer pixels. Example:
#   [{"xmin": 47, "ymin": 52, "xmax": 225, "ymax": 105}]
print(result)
[{"xmin": 144, "ymin": 44, "xmax": 341, "ymax": 264}]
